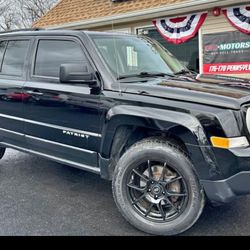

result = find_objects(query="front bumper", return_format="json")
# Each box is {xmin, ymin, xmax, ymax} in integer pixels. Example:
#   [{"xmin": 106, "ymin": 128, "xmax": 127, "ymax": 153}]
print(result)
[
  {"xmin": 200, "ymin": 146, "xmax": 250, "ymax": 204},
  {"xmin": 201, "ymin": 171, "xmax": 250, "ymax": 204}
]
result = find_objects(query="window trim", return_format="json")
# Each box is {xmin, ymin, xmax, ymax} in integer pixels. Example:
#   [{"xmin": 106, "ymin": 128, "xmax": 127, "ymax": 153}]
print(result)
[
  {"xmin": 135, "ymin": 24, "xmax": 154, "ymax": 35},
  {"xmin": 0, "ymin": 40, "xmax": 8, "ymax": 72},
  {"xmin": 0, "ymin": 38, "xmax": 31, "ymax": 79},
  {"xmin": 31, "ymin": 36, "xmax": 90, "ymax": 82}
]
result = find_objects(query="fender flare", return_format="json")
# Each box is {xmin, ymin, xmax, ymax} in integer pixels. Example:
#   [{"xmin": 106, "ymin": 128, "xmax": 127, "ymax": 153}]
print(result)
[{"xmin": 100, "ymin": 105, "xmax": 220, "ymax": 179}]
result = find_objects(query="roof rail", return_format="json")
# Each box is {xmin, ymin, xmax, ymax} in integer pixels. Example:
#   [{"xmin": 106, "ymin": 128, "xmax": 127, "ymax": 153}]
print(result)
[{"xmin": 0, "ymin": 28, "xmax": 44, "ymax": 34}]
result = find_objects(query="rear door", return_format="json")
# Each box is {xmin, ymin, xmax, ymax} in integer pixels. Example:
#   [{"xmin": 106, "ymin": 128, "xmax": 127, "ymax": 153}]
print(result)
[
  {"xmin": 0, "ymin": 38, "xmax": 31, "ymax": 148},
  {"xmin": 23, "ymin": 36, "xmax": 102, "ymax": 171}
]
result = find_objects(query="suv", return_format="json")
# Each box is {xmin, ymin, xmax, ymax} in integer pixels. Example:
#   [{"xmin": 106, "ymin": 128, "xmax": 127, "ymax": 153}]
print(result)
[{"xmin": 0, "ymin": 29, "xmax": 250, "ymax": 235}]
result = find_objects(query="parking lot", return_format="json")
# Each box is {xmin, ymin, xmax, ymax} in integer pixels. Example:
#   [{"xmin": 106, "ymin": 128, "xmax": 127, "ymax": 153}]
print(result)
[{"xmin": 0, "ymin": 148, "xmax": 249, "ymax": 236}]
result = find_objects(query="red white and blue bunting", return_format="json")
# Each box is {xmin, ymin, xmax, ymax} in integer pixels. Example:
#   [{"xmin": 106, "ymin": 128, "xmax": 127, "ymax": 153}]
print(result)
[
  {"xmin": 223, "ymin": 5, "xmax": 250, "ymax": 34},
  {"xmin": 152, "ymin": 12, "xmax": 208, "ymax": 44}
]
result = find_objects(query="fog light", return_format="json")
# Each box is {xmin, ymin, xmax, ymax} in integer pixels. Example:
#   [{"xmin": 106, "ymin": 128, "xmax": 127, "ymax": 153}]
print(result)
[{"xmin": 210, "ymin": 136, "xmax": 249, "ymax": 149}]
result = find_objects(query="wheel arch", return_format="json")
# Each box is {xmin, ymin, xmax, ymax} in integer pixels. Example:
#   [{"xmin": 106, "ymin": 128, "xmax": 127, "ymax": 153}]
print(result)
[{"xmin": 99, "ymin": 105, "xmax": 219, "ymax": 180}]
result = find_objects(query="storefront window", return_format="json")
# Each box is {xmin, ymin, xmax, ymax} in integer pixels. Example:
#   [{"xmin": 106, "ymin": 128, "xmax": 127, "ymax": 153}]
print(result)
[{"xmin": 137, "ymin": 27, "xmax": 199, "ymax": 72}]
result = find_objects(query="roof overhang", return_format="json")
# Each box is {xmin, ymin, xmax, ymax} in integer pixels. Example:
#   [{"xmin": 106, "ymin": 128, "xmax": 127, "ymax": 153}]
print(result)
[{"xmin": 44, "ymin": 0, "xmax": 250, "ymax": 30}]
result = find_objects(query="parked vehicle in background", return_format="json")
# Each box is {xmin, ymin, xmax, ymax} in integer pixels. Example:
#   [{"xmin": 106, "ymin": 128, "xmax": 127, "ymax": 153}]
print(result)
[
  {"xmin": 0, "ymin": 29, "xmax": 250, "ymax": 235},
  {"xmin": 2, "ymin": 92, "xmax": 32, "ymax": 102}
]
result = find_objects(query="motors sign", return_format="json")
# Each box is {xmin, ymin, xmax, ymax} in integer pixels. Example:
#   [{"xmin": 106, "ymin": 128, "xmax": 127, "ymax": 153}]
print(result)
[{"xmin": 203, "ymin": 31, "xmax": 250, "ymax": 74}]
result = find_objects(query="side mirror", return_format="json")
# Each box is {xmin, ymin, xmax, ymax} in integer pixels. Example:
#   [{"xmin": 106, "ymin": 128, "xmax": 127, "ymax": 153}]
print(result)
[{"xmin": 59, "ymin": 63, "xmax": 97, "ymax": 86}]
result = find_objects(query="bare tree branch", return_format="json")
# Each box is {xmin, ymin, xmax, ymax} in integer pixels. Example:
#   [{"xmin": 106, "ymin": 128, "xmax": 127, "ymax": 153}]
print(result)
[{"xmin": 0, "ymin": 0, "xmax": 58, "ymax": 31}]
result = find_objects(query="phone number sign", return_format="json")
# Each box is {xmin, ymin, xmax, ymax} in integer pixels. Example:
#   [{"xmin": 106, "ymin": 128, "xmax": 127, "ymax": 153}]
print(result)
[{"xmin": 203, "ymin": 31, "xmax": 250, "ymax": 74}]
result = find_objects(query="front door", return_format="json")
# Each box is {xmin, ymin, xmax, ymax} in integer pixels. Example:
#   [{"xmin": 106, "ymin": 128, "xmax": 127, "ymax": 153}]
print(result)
[{"xmin": 23, "ymin": 37, "xmax": 102, "ymax": 171}]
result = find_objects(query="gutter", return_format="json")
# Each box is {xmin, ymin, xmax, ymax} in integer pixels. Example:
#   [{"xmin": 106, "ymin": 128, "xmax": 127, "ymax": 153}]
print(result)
[{"xmin": 44, "ymin": 0, "xmax": 250, "ymax": 30}]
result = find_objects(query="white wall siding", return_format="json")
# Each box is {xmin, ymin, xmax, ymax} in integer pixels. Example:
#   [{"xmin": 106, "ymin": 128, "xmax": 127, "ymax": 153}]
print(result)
[{"xmin": 201, "ymin": 13, "xmax": 235, "ymax": 34}]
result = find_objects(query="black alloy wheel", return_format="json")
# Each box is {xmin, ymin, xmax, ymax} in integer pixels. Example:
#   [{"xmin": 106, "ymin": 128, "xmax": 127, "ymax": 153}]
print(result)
[{"xmin": 126, "ymin": 160, "xmax": 188, "ymax": 222}]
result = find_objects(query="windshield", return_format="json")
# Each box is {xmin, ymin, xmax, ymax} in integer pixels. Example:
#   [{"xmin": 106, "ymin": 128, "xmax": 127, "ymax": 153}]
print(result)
[{"xmin": 89, "ymin": 34, "xmax": 186, "ymax": 79}]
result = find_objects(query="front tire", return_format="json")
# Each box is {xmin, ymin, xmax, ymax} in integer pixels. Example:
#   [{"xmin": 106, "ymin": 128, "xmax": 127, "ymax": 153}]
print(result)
[{"xmin": 112, "ymin": 138, "xmax": 205, "ymax": 235}]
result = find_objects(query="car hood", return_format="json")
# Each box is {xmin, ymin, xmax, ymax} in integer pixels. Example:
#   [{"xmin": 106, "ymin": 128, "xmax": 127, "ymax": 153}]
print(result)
[{"xmin": 120, "ymin": 76, "xmax": 250, "ymax": 110}]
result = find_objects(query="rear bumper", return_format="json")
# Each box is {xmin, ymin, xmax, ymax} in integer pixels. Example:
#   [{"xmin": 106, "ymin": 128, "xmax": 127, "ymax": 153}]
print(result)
[{"xmin": 201, "ymin": 171, "xmax": 250, "ymax": 204}]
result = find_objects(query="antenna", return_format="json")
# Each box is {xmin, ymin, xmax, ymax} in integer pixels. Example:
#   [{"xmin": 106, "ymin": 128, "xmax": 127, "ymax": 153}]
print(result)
[{"xmin": 110, "ymin": 1, "xmax": 122, "ymax": 95}]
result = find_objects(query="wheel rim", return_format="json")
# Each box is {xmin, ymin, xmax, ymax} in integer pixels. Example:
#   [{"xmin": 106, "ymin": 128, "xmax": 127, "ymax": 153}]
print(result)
[{"xmin": 126, "ymin": 160, "xmax": 189, "ymax": 223}]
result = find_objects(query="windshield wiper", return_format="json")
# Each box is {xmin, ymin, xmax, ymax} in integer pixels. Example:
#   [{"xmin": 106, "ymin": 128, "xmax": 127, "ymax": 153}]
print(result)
[
  {"xmin": 117, "ymin": 71, "xmax": 174, "ymax": 80},
  {"xmin": 174, "ymin": 69, "xmax": 197, "ymax": 76}
]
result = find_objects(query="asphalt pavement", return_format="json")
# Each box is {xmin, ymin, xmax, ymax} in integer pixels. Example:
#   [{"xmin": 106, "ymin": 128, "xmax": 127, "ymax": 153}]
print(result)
[{"xmin": 0, "ymin": 148, "xmax": 249, "ymax": 236}]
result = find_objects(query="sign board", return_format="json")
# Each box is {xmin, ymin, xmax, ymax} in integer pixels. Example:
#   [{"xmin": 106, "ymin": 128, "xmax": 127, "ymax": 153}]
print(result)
[{"xmin": 203, "ymin": 31, "xmax": 250, "ymax": 74}]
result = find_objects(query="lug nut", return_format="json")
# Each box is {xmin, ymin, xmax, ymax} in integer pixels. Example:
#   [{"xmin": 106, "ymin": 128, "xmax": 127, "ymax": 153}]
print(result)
[{"xmin": 148, "ymin": 189, "xmax": 151, "ymax": 192}]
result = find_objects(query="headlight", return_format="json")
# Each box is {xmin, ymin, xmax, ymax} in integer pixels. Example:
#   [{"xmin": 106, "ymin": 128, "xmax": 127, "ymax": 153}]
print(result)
[{"xmin": 246, "ymin": 107, "xmax": 250, "ymax": 133}]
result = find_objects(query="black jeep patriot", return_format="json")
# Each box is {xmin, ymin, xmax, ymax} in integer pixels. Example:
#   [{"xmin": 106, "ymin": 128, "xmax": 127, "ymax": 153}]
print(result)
[{"xmin": 0, "ymin": 29, "xmax": 250, "ymax": 235}]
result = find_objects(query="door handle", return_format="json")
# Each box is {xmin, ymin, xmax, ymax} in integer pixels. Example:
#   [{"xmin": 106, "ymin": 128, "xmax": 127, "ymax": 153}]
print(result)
[{"xmin": 27, "ymin": 90, "xmax": 43, "ymax": 96}]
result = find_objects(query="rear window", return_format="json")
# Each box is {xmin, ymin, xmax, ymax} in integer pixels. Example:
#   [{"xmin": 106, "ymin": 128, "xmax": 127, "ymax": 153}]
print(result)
[{"xmin": 1, "ymin": 40, "xmax": 29, "ymax": 76}]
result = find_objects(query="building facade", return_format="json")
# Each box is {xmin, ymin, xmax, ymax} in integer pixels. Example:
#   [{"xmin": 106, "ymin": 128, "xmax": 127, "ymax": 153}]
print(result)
[{"xmin": 34, "ymin": 0, "xmax": 250, "ymax": 78}]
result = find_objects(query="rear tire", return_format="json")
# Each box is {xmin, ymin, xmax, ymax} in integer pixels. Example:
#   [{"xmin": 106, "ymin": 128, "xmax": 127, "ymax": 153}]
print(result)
[{"xmin": 112, "ymin": 137, "xmax": 205, "ymax": 235}]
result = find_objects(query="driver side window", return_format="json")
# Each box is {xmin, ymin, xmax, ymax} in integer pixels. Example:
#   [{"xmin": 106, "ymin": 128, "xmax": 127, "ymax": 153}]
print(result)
[{"xmin": 34, "ymin": 39, "xmax": 87, "ymax": 78}]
